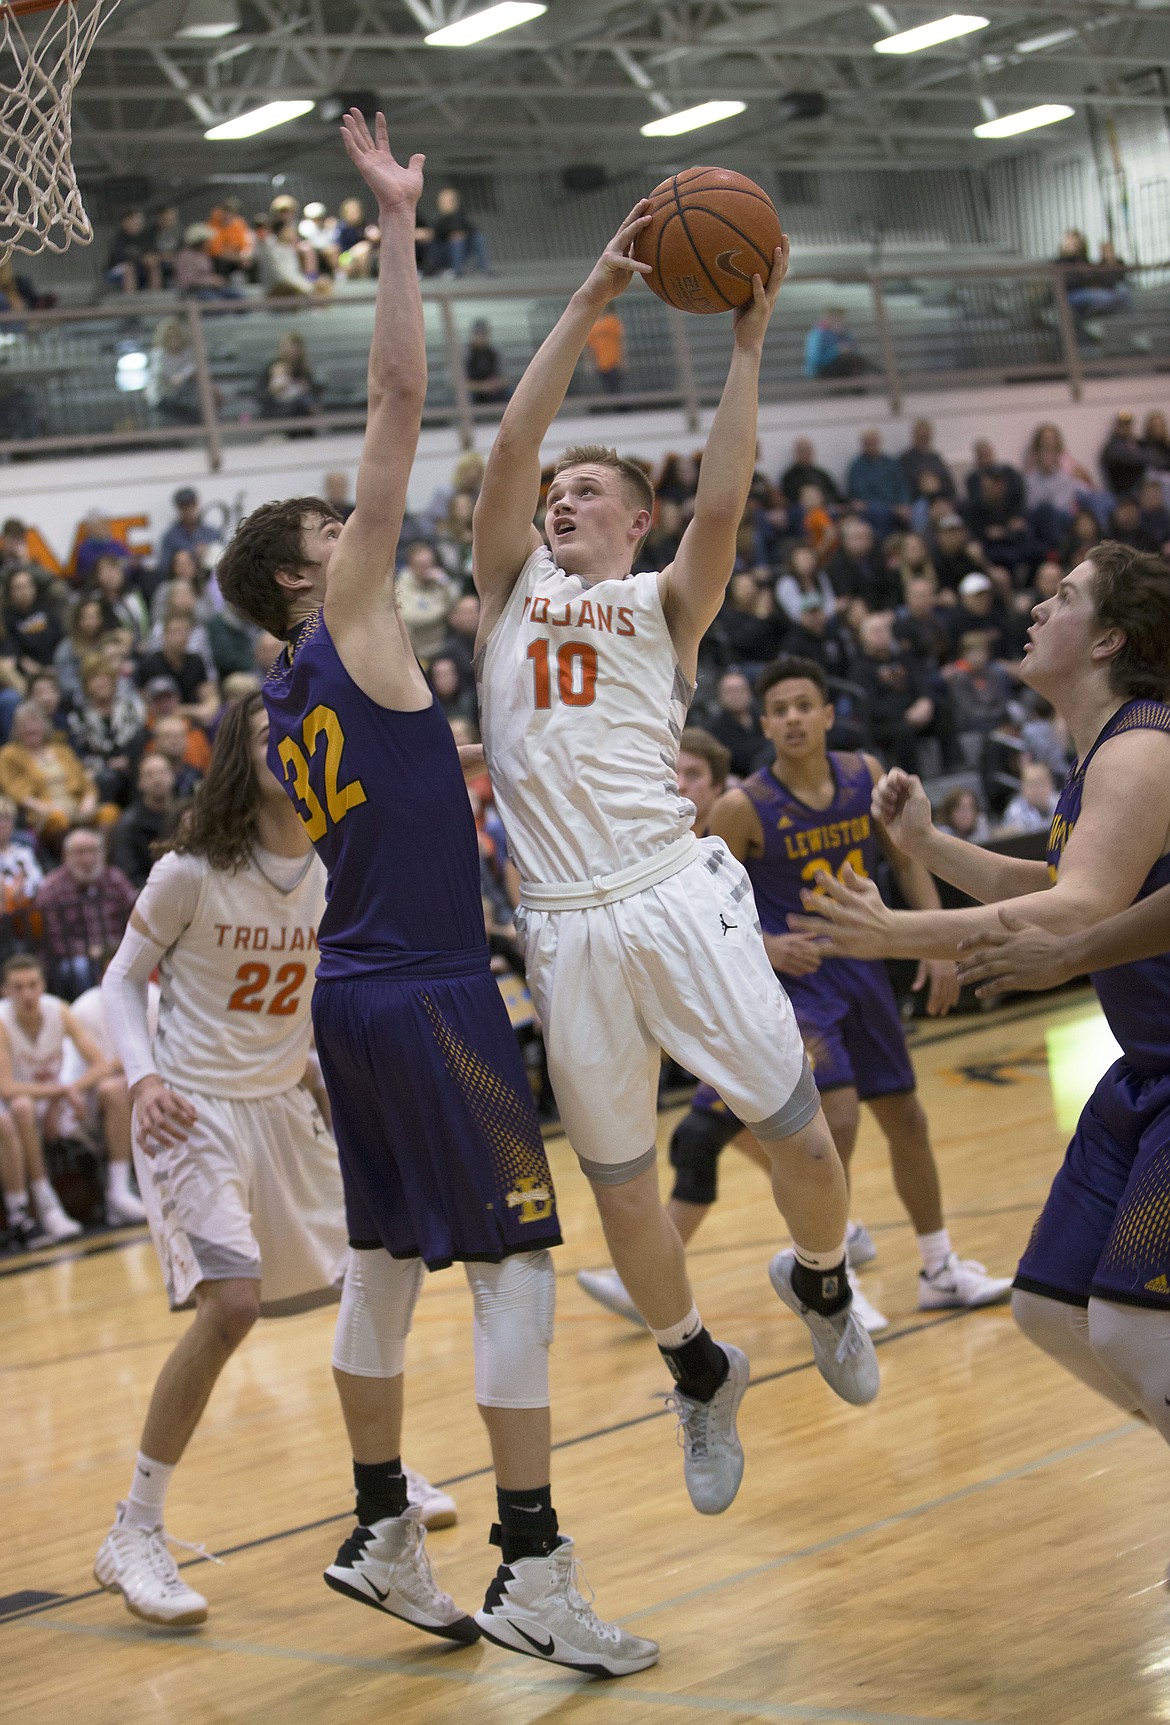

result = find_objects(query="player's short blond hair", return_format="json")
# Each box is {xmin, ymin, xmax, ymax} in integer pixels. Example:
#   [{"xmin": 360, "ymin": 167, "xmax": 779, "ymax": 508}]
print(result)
[{"xmin": 553, "ymin": 446, "xmax": 655, "ymax": 517}]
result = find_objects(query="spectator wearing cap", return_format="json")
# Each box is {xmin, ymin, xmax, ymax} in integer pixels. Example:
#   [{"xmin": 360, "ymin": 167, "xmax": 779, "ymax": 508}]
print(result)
[
  {"xmin": 35, "ymin": 826, "xmax": 137, "ymax": 1000},
  {"xmin": 1100, "ymin": 411, "xmax": 1147, "ymax": 498},
  {"xmin": 927, "ymin": 511, "xmax": 985, "ymax": 592},
  {"xmin": 899, "ymin": 419, "xmax": 956, "ymax": 502},
  {"xmin": 779, "ymin": 437, "xmax": 842, "ymax": 506},
  {"xmin": 134, "ymin": 615, "xmax": 220, "ymax": 729},
  {"xmin": 943, "ymin": 572, "xmax": 1008, "ymax": 661},
  {"xmin": 158, "ymin": 488, "xmax": 218, "ymax": 572},
  {"xmin": 846, "ymin": 429, "xmax": 912, "ymax": 535}
]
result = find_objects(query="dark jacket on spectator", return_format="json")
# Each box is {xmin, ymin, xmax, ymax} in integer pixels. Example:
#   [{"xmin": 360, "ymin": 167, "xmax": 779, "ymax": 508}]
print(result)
[
  {"xmin": 111, "ymin": 799, "xmax": 181, "ymax": 890},
  {"xmin": 825, "ymin": 546, "xmax": 902, "ymax": 612},
  {"xmin": 779, "ymin": 460, "xmax": 841, "ymax": 505}
]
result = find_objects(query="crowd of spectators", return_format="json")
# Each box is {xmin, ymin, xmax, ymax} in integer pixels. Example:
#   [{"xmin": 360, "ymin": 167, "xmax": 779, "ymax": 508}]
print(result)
[
  {"xmin": 105, "ymin": 185, "xmax": 492, "ymax": 304},
  {"xmin": 2, "ymin": 405, "xmax": 1165, "ymax": 1243}
]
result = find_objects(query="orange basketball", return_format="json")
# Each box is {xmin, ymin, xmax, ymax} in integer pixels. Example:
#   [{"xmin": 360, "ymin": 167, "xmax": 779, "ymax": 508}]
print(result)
[{"xmin": 633, "ymin": 167, "xmax": 783, "ymax": 314}]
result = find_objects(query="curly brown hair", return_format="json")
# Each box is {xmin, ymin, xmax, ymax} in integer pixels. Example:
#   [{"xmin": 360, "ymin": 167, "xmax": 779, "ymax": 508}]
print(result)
[
  {"xmin": 1088, "ymin": 540, "xmax": 1170, "ymax": 700},
  {"xmin": 158, "ymin": 692, "xmax": 266, "ymax": 872},
  {"xmin": 216, "ymin": 495, "xmax": 341, "ymax": 636}
]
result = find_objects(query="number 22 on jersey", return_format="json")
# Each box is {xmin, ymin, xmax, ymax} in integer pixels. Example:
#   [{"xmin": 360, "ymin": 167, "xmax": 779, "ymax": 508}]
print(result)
[
  {"xmin": 277, "ymin": 704, "xmax": 366, "ymax": 840},
  {"xmin": 527, "ymin": 639, "xmax": 598, "ymax": 710}
]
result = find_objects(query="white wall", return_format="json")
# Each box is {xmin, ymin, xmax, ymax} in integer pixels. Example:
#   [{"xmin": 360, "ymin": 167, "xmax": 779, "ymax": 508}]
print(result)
[{"xmin": 6, "ymin": 373, "xmax": 1167, "ymax": 568}]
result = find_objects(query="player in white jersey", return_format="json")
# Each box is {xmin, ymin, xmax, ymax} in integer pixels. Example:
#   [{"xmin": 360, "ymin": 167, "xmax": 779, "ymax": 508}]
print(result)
[
  {"xmin": 473, "ymin": 208, "xmax": 878, "ymax": 1518},
  {"xmin": 94, "ymin": 694, "xmax": 455, "ymax": 1630},
  {"xmin": 0, "ymin": 953, "xmax": 145, "ymax": 1236}
]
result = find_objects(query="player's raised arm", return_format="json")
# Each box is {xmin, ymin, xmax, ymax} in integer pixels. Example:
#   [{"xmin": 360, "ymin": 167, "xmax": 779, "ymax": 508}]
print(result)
[
  {"xmin": 325, "ymin": 112, "xmax": 427, "ymax": 632},
  {"xmin": 473, "ymin": 203, "xmax": 652, "ymax": 621},
  {"xmin": 660, "ymin": 238, "xmax": 788, "ymax": 662},
  {"xmin": 872, "ymin": 768, "xmax": 1051, "ymax": 905},
  {"xmin": 792, "ymin": 726, "xmax": 1170, "ymax": 961}
]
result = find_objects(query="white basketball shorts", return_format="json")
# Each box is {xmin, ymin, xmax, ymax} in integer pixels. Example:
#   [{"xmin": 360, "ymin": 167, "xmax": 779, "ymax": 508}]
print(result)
[
  {"xmin": 519, "ymin": 836, "xmax": 817, "ymax": 1181},
  {"xmin": 133, "ymin": 1081, "xmax": 348, "ymax": 1314}
]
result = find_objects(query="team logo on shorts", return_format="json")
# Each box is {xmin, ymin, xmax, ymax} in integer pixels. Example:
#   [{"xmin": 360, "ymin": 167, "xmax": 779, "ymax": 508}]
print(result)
[
  {"xmin": 506, "ymin": 1177, "xmax": 555, "ymax": 1224},
  {"xmin": 1145, "ymin": 1274, "xmax": 1170, "ymax": 1295}
]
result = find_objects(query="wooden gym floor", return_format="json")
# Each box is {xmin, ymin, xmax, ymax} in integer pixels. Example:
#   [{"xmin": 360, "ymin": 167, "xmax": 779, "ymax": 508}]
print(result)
[{"xmin": 2, "ymin": 989, "xmax": 1166, "ymax": 1725}]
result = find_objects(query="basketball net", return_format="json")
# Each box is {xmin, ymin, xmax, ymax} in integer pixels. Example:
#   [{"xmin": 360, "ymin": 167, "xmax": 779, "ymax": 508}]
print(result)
[{"xmin": 0, "ymin": 0, "xmax": 123, "ymax": 262}]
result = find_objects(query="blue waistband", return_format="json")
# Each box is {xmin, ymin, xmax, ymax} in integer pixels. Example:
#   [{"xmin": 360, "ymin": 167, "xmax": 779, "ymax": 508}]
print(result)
[{"xmin": 315, "ymin": 945, "xmax": 491, "ymax": 984}]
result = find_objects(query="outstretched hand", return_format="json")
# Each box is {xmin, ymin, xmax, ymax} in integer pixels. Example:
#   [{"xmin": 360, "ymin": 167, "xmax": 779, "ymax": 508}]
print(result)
[
  {"xmin": 787, "ymin": 862, "xmax": 894, "ymax": 958},
  {"xmin": 912, "ymin": 958, "xmax": 960, "ymax": 1017},
  {"xmin": 732, "ymin": 236, "xmax": 790, "ymax": 350},
  {"xmin": 956, "ymin": 905, "xmax": 1074, "ymax": 998},
  {"xmin": 340, "ymin": 110, "xmax": 424, "ymax": 214},
  {"xmin": 580, "ymin": 201, "xmax": 654, "ymax": 307}
]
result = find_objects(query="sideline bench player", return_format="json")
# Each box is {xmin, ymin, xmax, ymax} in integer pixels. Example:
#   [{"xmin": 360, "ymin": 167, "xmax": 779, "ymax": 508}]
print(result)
[
  {"xmin": 793, "ymin": 543, "xmax": 1170, "ymax": 1504},
  {"xmin": 579, "ymin": 656, "xmax": 1011, "ymax": 1334},
  {"xmin": 218, "ymin": 114, "xmax": 656, "ymax": 1677},
  {"xmin": 93, "ymin": 695, "xmax": 455, "ymax": 1627},
  {"xmin": 472, "ymin": 205, "xmax": 879, "ymax": 1521}
]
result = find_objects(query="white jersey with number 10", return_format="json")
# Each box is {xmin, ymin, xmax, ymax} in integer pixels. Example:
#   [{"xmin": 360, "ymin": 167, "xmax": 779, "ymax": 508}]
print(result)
[{"xmin": 477, "ymin": 545, "xmax": 694, "ymax": 885}]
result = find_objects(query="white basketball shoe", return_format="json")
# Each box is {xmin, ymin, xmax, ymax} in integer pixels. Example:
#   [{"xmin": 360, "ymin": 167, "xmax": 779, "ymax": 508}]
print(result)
[
  {"xmin": 404, "ymin": 1466, "xmax": 458, "ymax": 1530},
  {"xmin": 575, "ymin": 1268, "xmax": 647, "ymax": 1328},
  {"xmin": 94, "ymin": 1503, "xmax": 210, "ymax": 1627},
  {"xmin": 919, "ymin": 1253, "xmax": 1013, "ymax": 1310},
  {"xmin": 475, "ymin": 1535, "xmax": 659, "ymax": 1677},
  {"xmin": 846, "ymin": 1269, "xmax": 889, "ymax": 1334},
  {"xmin": 769, "ymin": 1249, "xmax": 880, "ymax": 1405},
  {"xmin": 663, "ymin": 1342, "xmax": 750, "ymax": 1515},
  {"xmin": 845, "ymin": 1220, "xmax": 878, "ymax": 1269},
  {"xmin": 323, "ymin": 1505, "xmax": 479, "ymax": 1643}
]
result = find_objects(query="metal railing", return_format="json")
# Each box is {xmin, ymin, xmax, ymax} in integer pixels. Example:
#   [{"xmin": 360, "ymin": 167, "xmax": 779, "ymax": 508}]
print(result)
[{"xmin": 0, "ymin": 261, "xmax": 1166, "ymax": 469}]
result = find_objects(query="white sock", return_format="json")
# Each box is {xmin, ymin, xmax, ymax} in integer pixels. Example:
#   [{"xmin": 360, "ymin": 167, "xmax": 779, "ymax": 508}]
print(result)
[
  {"xmin": 650, "ymin": 1303, "xmax": 703, "ymax": 1350},
  {"xmin": 31, "ymin": 1176, "xmax": 62, "ymax": 1217},
  {"xmin": 5, "ymin": 1191, "xmax": 29, "ymax": 1226},
  {"xmin": 917, "ymin": 1229, "xmax": 953, "ymax": 1277},
  {"xmin": 793, "ymin": 1239, "xmax": 848, "ymax": 1272},
  {"xmin": 124, "ymin": 1452, "xmax": 176, "ymax": 1531},
  {"xmin": 107, "ymin": 1160, "xmax": 132, "ymax": 1201}
]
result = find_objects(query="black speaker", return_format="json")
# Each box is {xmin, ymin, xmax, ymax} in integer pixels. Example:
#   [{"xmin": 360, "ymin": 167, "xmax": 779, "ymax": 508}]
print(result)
[
  {"xmin": 561, "ymin": 164, "xmax": 609, "ymax": 195},
  {"xmin": 319, "ymin": 90, "xmax": 380, "ymax": 124},
  {"xmin": 777, "ymin": 92, "xmax": 827, "ymax": 122}
]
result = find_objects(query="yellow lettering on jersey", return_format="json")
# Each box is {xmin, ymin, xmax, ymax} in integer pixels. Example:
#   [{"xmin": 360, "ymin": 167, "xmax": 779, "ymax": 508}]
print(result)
[
  {"xmin": 278, "ymin": 705, "xmax": 365, "ymax": 841},
  {"xmin": 505, "ymin": 1177, "xmax": 554, "ymax": 1223}
]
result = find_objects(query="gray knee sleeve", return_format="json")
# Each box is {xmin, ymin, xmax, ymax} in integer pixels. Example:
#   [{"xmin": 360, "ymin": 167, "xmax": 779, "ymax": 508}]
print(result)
[
  {"xmin": 331, "ymin": 1249, "xmax": 424, "ymax": 1378},
  {"xmin": 464, "ymin": 1250, "xmax": 555, "ymax": 1409},
  {"xmin": 1012, "ymin": 1289, "xmax": 1140, "ymax": 1416},
  {"xmin": 1088, "ymin": 1296, "xmax": 1170, "ymax": 1437}
]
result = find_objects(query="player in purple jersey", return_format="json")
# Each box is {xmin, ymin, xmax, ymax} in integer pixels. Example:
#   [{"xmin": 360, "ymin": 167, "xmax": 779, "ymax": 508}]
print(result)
[
  {"xmin": 793, "ymin": 543, "xmax": 1170, "ymax": 1525},
  {"xmin": 578, "ymin": 657, "xmax": 1011, "ymax": 1335},
  {"xmin": 216, "ymin": 113, "xmax": 656, "ymax": 1678}
]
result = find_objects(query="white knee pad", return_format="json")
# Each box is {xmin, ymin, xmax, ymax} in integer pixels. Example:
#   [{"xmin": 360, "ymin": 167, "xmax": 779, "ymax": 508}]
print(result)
[
  {"xmin": 331, "ymin": 1248, "xmax": 424, "ymax": 1379},
  {"xmin": 1088, "ymin": 1296, "xmax": 1170, "ymax": 1434},
  {"xmin": 465, "ymin": 1250, "xmax": 555, "ymax": 1409},
  {"xmin": 1012, "ymin": 1288, "xmax": 1140, "ymax": 1416}
]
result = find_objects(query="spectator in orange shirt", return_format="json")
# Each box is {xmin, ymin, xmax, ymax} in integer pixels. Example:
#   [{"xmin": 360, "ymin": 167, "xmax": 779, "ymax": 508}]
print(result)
[
  {"xmin": 207, "ymin": 201, "xmax": 254, "ymax": 280},
  {"xmin": 586, "ymin": 309, "xmax": 625, "ymax": 395}
]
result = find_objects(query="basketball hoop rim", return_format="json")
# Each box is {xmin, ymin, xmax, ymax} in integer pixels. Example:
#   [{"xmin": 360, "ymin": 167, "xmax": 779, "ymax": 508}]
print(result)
[{"xmin": 0, "ymin": 0, "xmax": 74, "ymax": 18}]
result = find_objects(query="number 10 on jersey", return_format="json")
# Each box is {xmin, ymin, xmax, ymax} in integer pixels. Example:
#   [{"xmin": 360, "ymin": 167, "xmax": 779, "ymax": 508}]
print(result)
[{"xmin": 527, "ymin": 638, "xmax": 598, "ymax": 710}]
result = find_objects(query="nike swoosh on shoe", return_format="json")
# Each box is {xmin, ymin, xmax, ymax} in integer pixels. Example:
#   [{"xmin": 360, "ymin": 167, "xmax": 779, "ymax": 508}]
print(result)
[{"xmin": 513, "ymin": 1622, "xmax": 555, "ymax": 1656}]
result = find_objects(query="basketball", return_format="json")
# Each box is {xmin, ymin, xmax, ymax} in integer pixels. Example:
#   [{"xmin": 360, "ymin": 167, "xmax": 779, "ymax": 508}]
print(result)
[{"xmin": 633, "ymin": 167, "xmax": 783, "ymax": 314}]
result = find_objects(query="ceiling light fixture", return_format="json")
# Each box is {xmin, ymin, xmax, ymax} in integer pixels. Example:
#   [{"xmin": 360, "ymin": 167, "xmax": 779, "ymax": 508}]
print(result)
[
  {"xmin": 640, "ymin": 100, "xmax": 746, "ymax": 137},
  {"xmin": 205, "ymin": 100, "xmax": 316, "ymax": 140},
  {"xmin": 1014, "ymin": 26, "xmax": 1078, "ymax": 54},
  {"xmin": 973, "ymin": 103, "xmax": 1074, "ymax": 138},
  {"xmin": 177, "ymin": 0, "xmax": 240, "ymax": 39},
  {"xmin": 424, "ymin": 3, "xmax": 546, "ymax": 48},
  {"xmin": 874, "ymin": 14, "xmax": 988, "ymax": 53}
]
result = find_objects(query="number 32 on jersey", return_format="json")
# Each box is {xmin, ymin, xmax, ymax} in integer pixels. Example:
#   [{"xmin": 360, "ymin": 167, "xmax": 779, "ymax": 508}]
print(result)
[{"xmin": 277, "ymin": 704, "xmax": 366, "ymax": 840}]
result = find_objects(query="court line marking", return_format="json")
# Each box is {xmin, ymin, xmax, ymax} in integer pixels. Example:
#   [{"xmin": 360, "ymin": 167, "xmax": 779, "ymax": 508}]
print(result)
[
  {"xmin": 623, "ymin": 1425, "xmax": 1135, "ymax": 1623},
  {"xmin": 13, "ymin": 1618, "xmax": 1010, "ymax": 1725},
  {"xmin": 0, "ymin": 1310, "xmax": 980, "ymax": 1629}
]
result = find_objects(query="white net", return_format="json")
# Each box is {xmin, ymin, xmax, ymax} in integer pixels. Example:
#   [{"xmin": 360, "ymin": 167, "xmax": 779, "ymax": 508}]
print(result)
[{"xmin": 1, "ymin": 0, "xmax": 122, "ymax": 261}]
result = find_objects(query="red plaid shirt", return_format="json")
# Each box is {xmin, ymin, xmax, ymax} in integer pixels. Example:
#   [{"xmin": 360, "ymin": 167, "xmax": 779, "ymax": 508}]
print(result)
[{"xmin": 35, "ymin": 865, "xmax": 137, "ymax": 965}]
